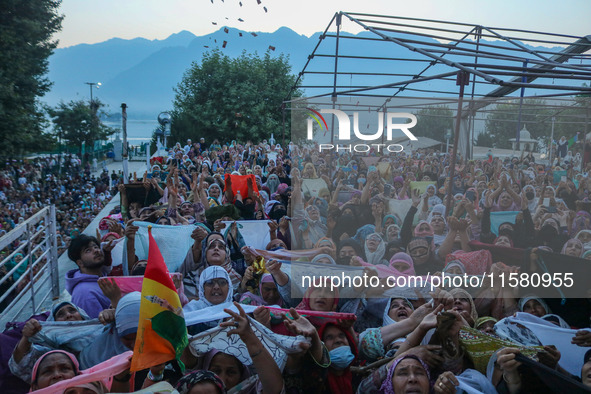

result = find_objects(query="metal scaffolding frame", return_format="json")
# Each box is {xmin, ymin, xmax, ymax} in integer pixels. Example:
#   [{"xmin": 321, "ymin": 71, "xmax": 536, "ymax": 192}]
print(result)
[{"xmin": 285, "ymin": 11, "xmax": 591, "ymax": 213}]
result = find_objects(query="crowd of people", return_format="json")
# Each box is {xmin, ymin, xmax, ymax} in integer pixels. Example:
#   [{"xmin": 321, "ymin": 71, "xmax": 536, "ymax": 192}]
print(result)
[
  {"xmin": 1, "ymin": 135, "xmax": 591, "ymax": 394},
  {"xmin": 0, "ymin": 154, "xmax": 116, "ymax": 311}
]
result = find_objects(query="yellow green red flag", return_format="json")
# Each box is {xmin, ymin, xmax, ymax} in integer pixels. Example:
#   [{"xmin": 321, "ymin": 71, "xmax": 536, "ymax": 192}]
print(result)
[{"xmin": 131, "ymin": 226, "xmax": 188, "ymax": 372}]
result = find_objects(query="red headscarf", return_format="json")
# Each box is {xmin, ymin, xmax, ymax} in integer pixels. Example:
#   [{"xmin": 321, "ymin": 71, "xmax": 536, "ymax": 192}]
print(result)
[{"xmin": 317, "ymin": 322, "xmax": 358, "ymax": 394}]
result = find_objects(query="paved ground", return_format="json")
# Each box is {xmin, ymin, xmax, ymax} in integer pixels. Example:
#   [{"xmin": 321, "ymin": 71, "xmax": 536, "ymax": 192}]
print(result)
[{"xmin": 91, "ymin": 158, "xmax": 151, "ymax": 178}]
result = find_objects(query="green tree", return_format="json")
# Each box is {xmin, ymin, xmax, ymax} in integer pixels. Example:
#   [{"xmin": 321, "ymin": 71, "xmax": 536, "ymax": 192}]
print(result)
[
  {"xmin": 484, "ymin": 98, "xmax": 588, "ymax": 150},
  {"xmin": 475, "ymin": 131, "xmax": 494, "ymax": 148},
  {"xmin": 172, "ymin": 49, "xmax": 301, "ymax": 145},
  {"xmin": 0, "ymin": 0, "xmax": 63, "ymax": 155},
  {"xmin": 411, "ymin": 105, "xmax": 454, "ymax": 141},
  {"xmin": 48, "ymin": 99, "xmax": 115, "ymax": 156}
]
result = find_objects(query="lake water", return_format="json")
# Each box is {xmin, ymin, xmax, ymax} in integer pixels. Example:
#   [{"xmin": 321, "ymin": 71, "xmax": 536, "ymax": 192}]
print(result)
[{"xmin": 103, "ymin": 119, "xmax": 157, "ymax": 145}]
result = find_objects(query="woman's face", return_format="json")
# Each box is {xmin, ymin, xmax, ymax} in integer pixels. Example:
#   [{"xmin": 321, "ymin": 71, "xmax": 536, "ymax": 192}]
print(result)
[
  {"xmin": 494, "ymin": 235, "xmax": 512, "ymax": 248},
  {"xmin": 261, "ymin": 282, "xmax": 280, "ymax": 305},
  {"xmin": 446, "ymin": 265, "xmax": 463, "ymax": 275},
  {"xmin": 452, "ymin": 297, "xmax": 471, "ymax": 316},
  {"xmin": 33, "ymin": 353, "xmax": 77, "ymax": 389},
  {"xmin": 477, "ymin": 320, "xmax": 496, "ymax": 335},
  {"xmin": 322, "ymin": 325, "xmax": 350, "ymax": 351},
  {"xmin": 392, "ymin": 260, "xmax": 410, "ymax": 273},
  {"xmin": 564, "ymin": 240, "xmax": 583, "ymax": 257},
  {"xmin": 315, "ymin": 256, "xmax": 334, "ymax": 264},
  {"xmin": 187, "ymin": 381, "xmax": 220, "ymax": 394},
  {"xmin": 366, "ymin": 235, "xmax": 381, "ymax": 253},
  {"xmin": 209, "ymin": 186, "xmax": 221, "ymax": 199},
  {"xmin": 427, "ymin": 186, "xmax": 435, "ymax": 196},
  {"xmin": 54, "ymin": 304, "xmax": 83, "ymax": 322},
  {"xmin": 387, "ymin": 225, "xmax": 400, "ymax": 239},
  {"xmin": 309, "ymin": 287, "xmax": 336, "ymax": 311},
  {"xmin": 203, "ymin": 277, "xmax": 229, "ymax": 305},
  {"xmin": 418, "ymin": 223, "xmax": 431, "ymax": 233},
  {"xmin": 523, "ymin": 299, "xmax": 546, "ymax": 317},
  {"xmin": 408, "ymin": 242, "xmax": 430, "ymax": 265},
  {"xmin": 205, "ymin": 236, "xmax": 227, "ymax": 265},
  {"xmin": 307, "ymin": 206, "xmax": 320, "ymax": 221},
  {"xmin": 209, "ymin": 353, "xmax": 242, "ymax": 390},
  {"xmin": 544, "ymin": 188, "xmax": 554, "ymax": 198},
  {"xmin": 430, "ymin": 216, "xmax": 445, "ymax": 233},
  {"xmin": 392, "ymin": 358, "xmax": 430, "ymax": 394},
  {"xmin": 499, "ymin": 192, "xmax": 513, "ymax": 208},
  {"xmin": 582, "ymin": 359, "xmax": 591, "ymax": 387},
  {"xmin": 388, "ymin": 298, "xmax": 412, "ymax": 322}
]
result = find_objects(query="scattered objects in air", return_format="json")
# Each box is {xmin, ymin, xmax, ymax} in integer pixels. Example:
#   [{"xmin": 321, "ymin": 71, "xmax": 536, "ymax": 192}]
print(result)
[
  {"xmin": 239, "ymin": 1, "xmax": 242, "ymax": 6},
  {"xmin": 239, "ymin": 32, "xmax": 243, "ymax": 37},
  {"xmin": 263, "ymin": 6, "xmax": 267, "ymax": 12},
  {"xmin": 204, "ymin": 45, "xmax": 209, "ymax": 48},
  {"xmin": 222, "ymin": 41, "xmax": 227, "ymax": 48},
  {"xmin": 238, "ymin": 18, "xmax": 244, "ymax": 22},
  {"xmin": 212, "ymin": 22, "xmax": 217, "ymax": 25},
  {"xmin": 251, "ymin": 32, "xmax": 258, "ymax": 37},
  {"xmin": 224, "ymin": 27, "xmax": 229, "ymax": 33},
  {"xmin": 268, "ymin": 45, "xmax": 275, "ymax": 51},
  {"xmin": 257, "ymin": 0, "xmax": 261, "ymax": 4}
]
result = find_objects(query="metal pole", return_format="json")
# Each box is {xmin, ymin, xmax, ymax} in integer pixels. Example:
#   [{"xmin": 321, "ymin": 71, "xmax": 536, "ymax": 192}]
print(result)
[
  {"xmin": 26, "ymin": 224, "xmax": 36, "ymax": 314},
  {"xmin": 48, "ymin": 205, "xmax": 59, "ymax": 298},
  {"xmin": 445, "ymin": 71, "xmax": 469, "ymax": 216},
  {"xmin": 549, "ymin": 116, "xmax": 555, "ymax": 166},
  {"xmin": 583, "ymin": 100, "xmax": 590, "ymax": 171},
  {"xmin": 281, "ymin": 103, "xmax": 286, "ymax": 147},
  {"xmin": 121, "ymin": 103, "xmax": 129, "ymax": 184},
  {"xmin": 330, "ymin": 12, "xmax": 342, "ymax": 146},
  {"xmin": 515, "ymin": 60, "xmax": 528, "ymax": 143}
]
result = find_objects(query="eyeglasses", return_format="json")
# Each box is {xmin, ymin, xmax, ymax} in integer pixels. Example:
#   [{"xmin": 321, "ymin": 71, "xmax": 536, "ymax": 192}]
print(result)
[
  {"xmin": 203, "ymin": 278, "xmax": 228, "ymax": 288},
  {"xmin": 207, "ymin": 240, "xmax": 226, "ymax": 250}
]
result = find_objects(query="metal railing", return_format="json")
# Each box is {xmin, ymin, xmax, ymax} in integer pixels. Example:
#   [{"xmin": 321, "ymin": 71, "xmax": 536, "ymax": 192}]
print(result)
[{"xmin": 0, "ymin": 206, "xmax": 59, "ymax": 325}]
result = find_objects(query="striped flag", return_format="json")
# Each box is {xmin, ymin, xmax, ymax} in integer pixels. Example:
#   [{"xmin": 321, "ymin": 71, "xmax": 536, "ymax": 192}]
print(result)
[
  {"xmin": 131, "ymin": 226, "xmax": 188, "ymax": 371},
  {"xmin": 568, "ymin": 132, "xmax": 580, "ymax": 148}
]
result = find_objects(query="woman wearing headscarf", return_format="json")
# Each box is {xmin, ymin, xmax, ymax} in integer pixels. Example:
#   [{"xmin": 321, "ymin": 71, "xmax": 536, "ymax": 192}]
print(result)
[
  {"xmin": 575, "ymin": 229, "xmax": 591, "ymax": 250},
  {"xmin": 29, "ymin": 350, "xmax": 82, "ymax": 391},
  {"xmin": 561, "ymin": 238, "xmax": 584, "ymax": 257},
  {"xmin": 426, "ymin": 184, "xmax": 442, "ymax": 208},
  {"xmin": 239, "ymin": 273, "xmax": 282, "ymax": 307},
  {"xmin": 518, "ymin": 295, "xmax": 550, "ymax": 318},
  {"xmin": 184, "ymin": 303, "xmax": 284, "ymax": 394},
  {"xmin": 301, "ymin": 205, "xmax": 327, "ymax": 248},
  {"xmin": 9, "ymin": 302, "xmax": 91, "ymax": 383},
  {"xmin": 175, "ymin": 370, "xmax": 226, "ymax": 394},
  {"xmin": 180, "ymin": 232, "xmax": 242, "ymax": 298},
  {"xmin": 450, "ymin": 288, "xmax": 479, "ymax": 327},
  {"xmin": 364, "ymin": 233, "xmax": 388, "ymax": 266},
  {"xmin": 265, "ymin": 174, "xmax": 280, "ymax": 196},
  {"xmin": 358, "ymin": 298, "xmax": 427, "ymax": 362},
  {"xmin": 207, "ymin": 183, "xmax": 223, "ymax": 207},
  {"xmin": 317, "ymin": 322, "xmax": 359, "ymax": 394}
]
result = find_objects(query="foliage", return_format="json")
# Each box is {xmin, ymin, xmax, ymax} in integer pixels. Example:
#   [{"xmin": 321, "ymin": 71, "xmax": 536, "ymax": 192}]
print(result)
[
  {"xmin": 475, "ymin": 131, "xmax": 494, "ymax": 148},
  {"xmin": 411, "ymin": 105, "xmax": 454, "ymax": 141},
  {"xmin": 0, "ymin": 0, "xmax": 63, "ymax": 155},
  {"xmin": 482, "ymin": 98, "xmax": 589, "ymax": 150},
  {"xmin": 48, "ymin": 99, "xmax": 116, "ymax": 156},
  {"xmin": 171, "ymin": 49, "xmax": 301, "ymax": 145}
]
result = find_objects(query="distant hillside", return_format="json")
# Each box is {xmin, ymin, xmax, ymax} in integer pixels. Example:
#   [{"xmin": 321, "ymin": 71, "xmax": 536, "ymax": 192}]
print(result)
[{"xmin": 44, "ymin": 27, "xmax": 573, "ymax": 120}]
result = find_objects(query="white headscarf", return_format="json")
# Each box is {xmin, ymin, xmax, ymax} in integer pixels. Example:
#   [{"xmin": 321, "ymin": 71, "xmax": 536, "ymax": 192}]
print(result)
[
  {"xmin": 364, "ymin": 233, "xmax": 387, "ymax": 266},
  {"xmin": 197, "ymin": 266, "xmax": 233, "ymax": 308}
]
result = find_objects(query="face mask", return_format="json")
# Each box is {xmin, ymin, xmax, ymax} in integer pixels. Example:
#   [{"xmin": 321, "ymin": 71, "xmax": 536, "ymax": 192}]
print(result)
[
  {"xmin": 329, "ymin": 345, "xmax": 355, "ymax": 370},
  {"xmin": 270, "ymin": 208, "xmax": 287, "ymax": 221}
]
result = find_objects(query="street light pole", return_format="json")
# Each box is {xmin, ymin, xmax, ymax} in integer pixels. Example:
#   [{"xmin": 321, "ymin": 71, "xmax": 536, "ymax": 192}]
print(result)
[{"xmin": 84, "ymin": 82, "xmax": 101, "ymax": 109}]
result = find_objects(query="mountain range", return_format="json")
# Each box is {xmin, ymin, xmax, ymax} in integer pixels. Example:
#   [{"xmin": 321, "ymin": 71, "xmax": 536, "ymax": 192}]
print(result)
[
  {"xmin": 44, "ymin": 26, "xmax": 581, "ymax": 122},
  {"xmin": 45, "ymin": 27, "xmax": 321, "ymax": 119}
]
